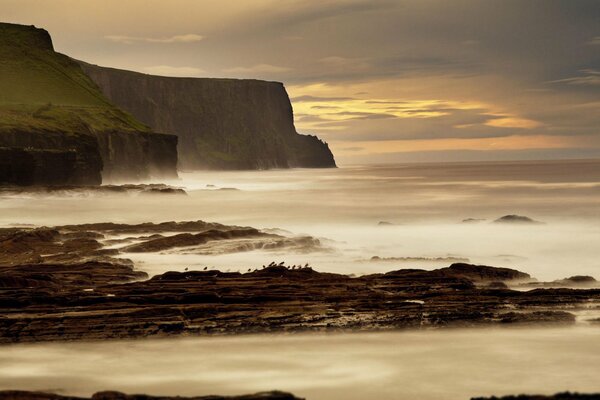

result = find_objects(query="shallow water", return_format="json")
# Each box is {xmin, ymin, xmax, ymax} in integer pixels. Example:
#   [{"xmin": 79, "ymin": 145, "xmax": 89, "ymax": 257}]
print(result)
[
  {"xmin": 1, "ymin": 160, "xmax": 600, "ymax": 398},
  {"xmin": 1, "ymin": 160, "xmax": 599, "ymax": 280},
  {"xmin": 1, "ymin": 327, "xmax": 600, "ymax": 399}
]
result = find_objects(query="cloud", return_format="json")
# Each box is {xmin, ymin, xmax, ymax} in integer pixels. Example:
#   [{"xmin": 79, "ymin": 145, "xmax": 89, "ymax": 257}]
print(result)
[
  {"xmin": 484, "ymin": 116, "xmax": 543, "ymax": 129},
  {"xmin": 318, "ymin": 56, "xmax": 371, "ymax": 71},
  {"xmin": 143, "ymin": 65, "xmax": 205, "ymax": 77},
  {"xmin": 291, "ymin": 95, "xmax": 356, "ymax": 102},
  {"xmin": 550, "ymin": 69, "xmax": 600, "ymax": 86},
  {"xmin": 105, "ymin": 34, "xmax": 204, "ymax": 44},
  {"xmin": 223, "ymin": 64, "xmax": 291, "ymax": 74}
]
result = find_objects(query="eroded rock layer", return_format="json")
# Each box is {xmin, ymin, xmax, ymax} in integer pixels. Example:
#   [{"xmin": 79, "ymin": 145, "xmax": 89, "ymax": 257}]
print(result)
[{"xmin": 1, "ymin": 221, "xmax": 599, "ymax": 343}]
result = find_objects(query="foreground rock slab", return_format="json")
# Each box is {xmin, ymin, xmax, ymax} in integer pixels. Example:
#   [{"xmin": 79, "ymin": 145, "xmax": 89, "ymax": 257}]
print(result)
[
  {"xmin": 0, "ymin": 391, "xmax": 301, "ymax": 400},
  {"xmin": 473, "ymin": 393, "xmax": 600, "ymax": 400}
]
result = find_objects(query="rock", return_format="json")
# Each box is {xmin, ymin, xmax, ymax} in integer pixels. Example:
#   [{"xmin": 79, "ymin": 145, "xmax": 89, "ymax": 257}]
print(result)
[
  {"xmin": 499, "ymin": 311, "xmax": 576, "ymax": 325},
  {"xmin": 486, "ymin": 281, "xmax": 509, "ymax": 289},
  {"xmin": 561, "ymin": 275, "xmax": 597, "ymax": 284},
  {"xmin": 494, "ymin": 215, "xmax": 543, "ymax": 224},
  {"xmin": 472, "ymin": 392, "xmax": 600, "ymax": 399},
  {"xmin": 369, "ymin": 256, "xmax": 470, "ymax": 263},
  {"xmin": 78, "ymin": 61, "xmax": 336, "ymax": 170},
  {"xmin": 377, "ymin": 221, "xmax": 395, "ymax": 226},
  {"xmin": 437, "ymin": 263, "xmax": 531, "ymax": 283},
  {"xmin": 462, "ymin": 218, "xmax": 485, "ymax": 223},
  {"xmin": 1, "ymin": 223, "xmax": 599, "ymax": 343},
  {"xmin": 518, "ymin": 275, "xmax": 598, "ymax": 289},
  {"xmin": 0, "ymin": 391, "xmax": 302, "ymax": 400},
  {"xmin": 0, "ymin": 184, "xmax": 186, "ymax": 196},
  {"xmin": 121, "ymin": 228, "xmax": 267, "ymax": 253},
  {"xmin": 0, "ymin": 23, "xmax": 178, "ymax": 185}
]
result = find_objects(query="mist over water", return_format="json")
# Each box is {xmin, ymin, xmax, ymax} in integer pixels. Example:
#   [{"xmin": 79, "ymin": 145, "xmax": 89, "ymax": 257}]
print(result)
[
  {"xmin": 1, "ymin": 160, "xmax": 600, "ymax": 398},
  {"xmin": 1, "ymin": 327, "xmax": 600, "ymax": 400},
  {"xmin": 0, "ymin": 160, "xmax": 598, "ymax": 281}
]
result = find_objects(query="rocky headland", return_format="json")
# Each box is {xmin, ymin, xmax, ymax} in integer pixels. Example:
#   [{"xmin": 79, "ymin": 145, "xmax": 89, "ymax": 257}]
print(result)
[
  {"xmin": 0, "ymin": 23, "xmax": 178, "ymax": 185},
  {"xmin": 0, "ymin": 221, "xmax": 599, "ymax": 343},
  {"xmin": 79, "ymin": 62, "xmax": 336, "ymax": 170}
]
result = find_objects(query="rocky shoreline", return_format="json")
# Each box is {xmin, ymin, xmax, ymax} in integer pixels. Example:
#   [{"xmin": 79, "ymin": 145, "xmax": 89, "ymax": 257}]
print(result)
[{"xmin": 1, "ymin": 221, "xmax": 599, "ymax": 343}]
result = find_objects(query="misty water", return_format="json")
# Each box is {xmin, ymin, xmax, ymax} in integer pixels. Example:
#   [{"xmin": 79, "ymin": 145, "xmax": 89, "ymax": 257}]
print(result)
[
  {"xmin": 1, "ymin": 327, "xmax": 600, "ymax": 400},
  {"xmin": 1, "ymin": 160, "xmax": 599, "ymax": 281},
  {"xmin": 1, "ymin": 160, "xmax": 600, "ymax": 399}
]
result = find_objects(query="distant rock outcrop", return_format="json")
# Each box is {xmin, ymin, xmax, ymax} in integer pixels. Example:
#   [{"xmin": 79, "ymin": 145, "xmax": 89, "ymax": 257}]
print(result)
[
  {"xmin": 78, "ymin": 62, "xmax": 336, "ymax": 170},
  {"xmin": 0, "ymin": 23, "xmax": 178, "ymax": 185},
  {"xmin": 494, "ymin": 215, "xmax": 543, "ymax": 224}
]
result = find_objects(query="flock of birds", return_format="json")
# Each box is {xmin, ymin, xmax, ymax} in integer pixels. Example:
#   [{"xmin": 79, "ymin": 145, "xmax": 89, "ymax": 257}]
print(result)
[{"xmin": 183, "ymin": 262, "xmax": 310, "ymax": 273}]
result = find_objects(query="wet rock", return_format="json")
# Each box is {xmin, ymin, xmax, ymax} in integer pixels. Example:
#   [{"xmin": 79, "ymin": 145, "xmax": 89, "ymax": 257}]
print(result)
[
  {"xmin": 377, "ymin": 221, "xmax": 395, "ymax": 226},
  {"xmin": 437, "ymin": 263, "xmax": 531, "ymax": 283},
  {"xmin": 0, "ymin": 391, "xmax": 302, "ymax": 400},
  {"xmin": 462, "ymin": 218, "xmax": 486, "ymax": 223},
  {"xmin": 494, "ymin": 215, "xmax": 543, "ymax": 224},
  {"xmin": 498, "ymin": 311, "xmax": 576, "ymax": 325},
  {"xmin": 1, "ymin": 222, "xmax": 599, "ymax": 343},
  {"xmin": 121, "ymin": 228, "xmax": 267, "ymax": 253},
  {"xmin": 369, "ymin": 256, "xmax": 470, "ymax": 264},
  {"xmin": 0, "ymin": 184, "xmax": 186, "ymax": 197},
  {"xmin": 472, "ymin": 392, "xmax": 600, "ymax": 400},
  {"xmin": 518, "ymin": 275, "xmax": 598, "ymax": 289}
]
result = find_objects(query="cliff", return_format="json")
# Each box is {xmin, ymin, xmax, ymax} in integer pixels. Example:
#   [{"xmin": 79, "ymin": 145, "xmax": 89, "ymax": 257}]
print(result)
[
  {"xmin": 79, "ymin": 62, "xmax": 336, "ymax": 170},
  {"xmin": 0, "ymin": 23, "xmax": 178, "ymax": 185}
]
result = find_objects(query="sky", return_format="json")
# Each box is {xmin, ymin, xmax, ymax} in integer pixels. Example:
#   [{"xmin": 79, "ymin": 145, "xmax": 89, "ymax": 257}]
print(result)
[{"xmin": 1, "ymin": 0, "xmax": 599, "ymax": 164}]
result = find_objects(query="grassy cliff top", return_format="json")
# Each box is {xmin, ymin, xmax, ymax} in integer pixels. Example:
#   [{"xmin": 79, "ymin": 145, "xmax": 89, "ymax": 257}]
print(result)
[{"xmin": 0, "ymin": 22, "xmax": 149, "ymax": 134}]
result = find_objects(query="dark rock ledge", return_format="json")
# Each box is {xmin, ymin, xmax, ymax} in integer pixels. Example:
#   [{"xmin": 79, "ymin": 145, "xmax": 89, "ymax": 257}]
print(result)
[
  {"xmin": 1, "ymin": 222, "xmax": 599, "ymax": 343},
  {"xmin": 473, "ymin": 393, "xmax": 600, "ymax": 400},
  {"xmin": 1, "ymin": 391, "xmax": 599, "ymax": 400},
  {"xmin": 0, "ymin": 391, "xmax": 301, "ymax": 400}
]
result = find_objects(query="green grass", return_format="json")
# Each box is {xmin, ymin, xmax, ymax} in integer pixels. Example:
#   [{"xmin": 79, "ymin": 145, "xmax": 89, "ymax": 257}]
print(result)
[{"xmin": 0, "ymin": 22, "xmax": 149, "ymax": 134}]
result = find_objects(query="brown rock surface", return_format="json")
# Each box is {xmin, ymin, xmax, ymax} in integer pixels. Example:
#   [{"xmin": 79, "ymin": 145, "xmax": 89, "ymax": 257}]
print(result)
[
  {"xmin": 1, "ymin": 221, "xmax": 599, "ymax": 343},
  {"xmin": 0, "ymin": 391, "xmax": 301, "ymax": 400}
]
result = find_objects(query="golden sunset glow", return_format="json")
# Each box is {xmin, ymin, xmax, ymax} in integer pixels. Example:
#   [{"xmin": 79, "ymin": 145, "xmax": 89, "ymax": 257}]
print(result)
[{"xmin": 2, "ymin": 0, "xmax": 598, "ymax": 163}]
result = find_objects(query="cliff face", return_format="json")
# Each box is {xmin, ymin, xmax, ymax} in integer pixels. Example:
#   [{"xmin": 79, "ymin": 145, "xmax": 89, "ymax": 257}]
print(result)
[
  {"xmin": 0, "ymin": 23, "xmax": 178, "ymax": 185},
  {"xmin": 79, "ymin": 63, "xmax": 336, "ymax": 170}
]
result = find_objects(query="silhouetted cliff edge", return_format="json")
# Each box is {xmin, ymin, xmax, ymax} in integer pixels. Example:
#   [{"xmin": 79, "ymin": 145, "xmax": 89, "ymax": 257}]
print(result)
[
  {"xmin": 79, "ymin": 62, "xmax": 336, "ymax": 170},
  {"xmin": 0, "ymin": 23, "xmax": 178, "ymax": 185}
]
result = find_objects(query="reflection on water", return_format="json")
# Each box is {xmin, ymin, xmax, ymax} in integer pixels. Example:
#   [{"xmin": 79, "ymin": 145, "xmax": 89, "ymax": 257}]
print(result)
[
  {"xmin": 0, "ymin": 160, "xmax": 599, "ymax": 280},
  {"xmin": 1, "ymin": 327, "xmax": 599, "ymax": 400}
]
